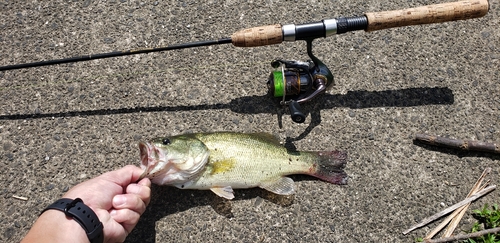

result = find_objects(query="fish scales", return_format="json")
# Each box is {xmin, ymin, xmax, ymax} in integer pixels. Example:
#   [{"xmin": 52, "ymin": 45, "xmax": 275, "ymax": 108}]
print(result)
[
  {"xmin": 187, "ymin": 133, "xmax": 316, "ymax": 188},
  {"xmin": 139, "ymin": 132, "xmax": 347, "ymax": 200}
]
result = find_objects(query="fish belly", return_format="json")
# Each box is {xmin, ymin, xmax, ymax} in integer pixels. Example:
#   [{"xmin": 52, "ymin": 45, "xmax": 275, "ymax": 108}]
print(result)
[{"xmin": 178, "ymin": 150, "xmax": 314, "ymax": 190}]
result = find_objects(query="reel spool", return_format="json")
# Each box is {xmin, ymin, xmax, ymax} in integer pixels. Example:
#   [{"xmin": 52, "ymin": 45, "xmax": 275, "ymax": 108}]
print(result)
[{"xmin": 267, "ymin": 40, "xmax": 334, "ymax": 123}]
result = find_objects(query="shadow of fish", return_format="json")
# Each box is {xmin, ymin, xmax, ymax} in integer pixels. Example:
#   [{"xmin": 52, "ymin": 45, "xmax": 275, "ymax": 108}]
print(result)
[{"xmin": 139, "ymin": 132, "xmax": 347, "ymax": 199}]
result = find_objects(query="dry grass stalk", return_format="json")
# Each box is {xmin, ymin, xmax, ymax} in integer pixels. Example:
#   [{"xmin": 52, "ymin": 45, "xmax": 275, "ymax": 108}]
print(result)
[
  {"xmin": 12, "ymin": 195, "xmax": 28, "ymax": 201},
  {"xmin": 442, "ymin": 179, "xmax": 490, "ymax": 237},
  {"xmin": 425, "ymin": 168, "xmax": 491, "ymax": 239},
  {"xmin": 403, "ymin": 184, "xmax": 497, "ymax": 235},
  {"xmin": 424, "ymin": 227, "xmax": 500, "ymax": 243}
]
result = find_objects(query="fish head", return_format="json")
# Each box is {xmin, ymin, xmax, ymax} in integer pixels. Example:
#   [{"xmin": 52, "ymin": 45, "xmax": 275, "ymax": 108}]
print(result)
[{"xmin": 139, "ymin": 135, "xmax": 210, "ymax": 185}]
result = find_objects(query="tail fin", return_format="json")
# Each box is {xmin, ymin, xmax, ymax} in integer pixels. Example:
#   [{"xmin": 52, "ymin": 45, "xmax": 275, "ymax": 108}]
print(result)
[{"xmin": 309, "ymin": 150, "xmax": 348, "ymax": 185}]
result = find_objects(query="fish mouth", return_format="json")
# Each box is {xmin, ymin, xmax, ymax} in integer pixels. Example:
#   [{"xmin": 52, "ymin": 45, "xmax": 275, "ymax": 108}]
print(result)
[{"xmin": 138, "ymin": 142, "xmax": 157, "ymax": 177}]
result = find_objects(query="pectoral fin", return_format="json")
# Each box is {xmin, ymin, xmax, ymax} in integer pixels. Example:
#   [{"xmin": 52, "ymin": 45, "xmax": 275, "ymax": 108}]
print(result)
[
  {"xmin": 210, "ymin": 186, "xmax": 235, "ymax": 200},
  {"xmin": 259, "ymin": 177, "xmax": 295, "ymax": 195}
]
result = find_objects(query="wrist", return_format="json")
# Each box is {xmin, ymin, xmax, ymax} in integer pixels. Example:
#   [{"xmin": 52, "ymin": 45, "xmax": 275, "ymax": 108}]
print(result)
[
  {"xmin": 22, "ymin": 198, "xmax": 104, "ymax": 243},
  {"xmin": 22, "ymin": 210, "xmax": 89, "ymax": 243},
  {"xmin": 42, "ymin": 198, "xmax": 104, "ymax": 243}
]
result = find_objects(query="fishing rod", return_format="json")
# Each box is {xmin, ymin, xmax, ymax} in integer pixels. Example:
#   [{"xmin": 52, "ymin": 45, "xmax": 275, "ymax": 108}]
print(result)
[{"xmin": 0, "ymin": 0, "xmax": 489, "ymax": 122}]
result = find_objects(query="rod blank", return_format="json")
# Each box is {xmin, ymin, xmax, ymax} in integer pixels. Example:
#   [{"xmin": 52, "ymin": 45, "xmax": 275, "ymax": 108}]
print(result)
[{"xmin": 0, "ymin": 38, "xmax": 232, "ymax": 71}]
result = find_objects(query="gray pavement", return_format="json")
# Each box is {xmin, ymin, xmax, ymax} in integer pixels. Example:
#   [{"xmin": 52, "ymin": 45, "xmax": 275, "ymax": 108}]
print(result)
[{"xmin": 1, "ymin": 0, "xmax": 499, "ymax": 242}]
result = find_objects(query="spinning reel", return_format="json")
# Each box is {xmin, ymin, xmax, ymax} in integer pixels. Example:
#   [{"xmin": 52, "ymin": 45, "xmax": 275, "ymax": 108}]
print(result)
[{"xmin": 267, "ymin": 40, "xmax": 333, "ymax": 123}]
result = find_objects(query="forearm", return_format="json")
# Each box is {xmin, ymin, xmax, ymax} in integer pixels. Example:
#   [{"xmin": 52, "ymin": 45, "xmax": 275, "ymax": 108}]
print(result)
[
  {"xmin": 21, "ymin": 166, "xmax": 151, "ymax": 243},
  {"xmin": 21, "ymin": 210, "xmax": 89, "ymax": 243}
]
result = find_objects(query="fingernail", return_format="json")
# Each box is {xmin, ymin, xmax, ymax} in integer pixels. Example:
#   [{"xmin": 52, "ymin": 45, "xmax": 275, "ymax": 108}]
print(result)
[
  {"xmin": 113, "ymin": 195, "xmax": 126, "ymax": 206},
  {"xmin": 110, "ymin": 209, "xmax": 117, "ymax": 216}
]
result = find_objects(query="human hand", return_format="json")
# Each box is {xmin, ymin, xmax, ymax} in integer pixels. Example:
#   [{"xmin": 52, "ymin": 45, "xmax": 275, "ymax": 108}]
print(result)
[{"xmin": 63, "ymin": 165, "xmax": 151, "ymax": 243}]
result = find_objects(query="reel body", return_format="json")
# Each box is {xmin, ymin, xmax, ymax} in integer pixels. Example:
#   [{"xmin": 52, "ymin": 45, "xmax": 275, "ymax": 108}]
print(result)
[{"xmin": 267, "ymin": 40, "xmax": 334, "ymax": 123}]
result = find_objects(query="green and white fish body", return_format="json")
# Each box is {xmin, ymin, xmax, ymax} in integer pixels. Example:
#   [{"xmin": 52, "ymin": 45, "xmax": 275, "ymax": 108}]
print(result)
[{"xmin": 139, "ymin": 132, "xmax": 347, "ymax": 200}]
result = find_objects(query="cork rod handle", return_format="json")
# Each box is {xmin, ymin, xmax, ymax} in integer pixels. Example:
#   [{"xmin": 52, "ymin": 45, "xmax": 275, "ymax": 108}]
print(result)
[
  {"xmin": 365, "ymin": 0, "xmax": 489, "ymax": 31},
  {"xmin": 231, "ymin": 24, "xmax": 283, "ymax": 47},
  {"xmin": 230, "ymin": 0, "xmax": 489, "ymax": 47}
]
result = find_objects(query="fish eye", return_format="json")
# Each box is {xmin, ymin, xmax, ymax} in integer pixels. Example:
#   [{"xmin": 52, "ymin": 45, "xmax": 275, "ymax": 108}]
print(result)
[{"xmin": 162, "ymin": 138, "xmax": 171, "ymax": 145}]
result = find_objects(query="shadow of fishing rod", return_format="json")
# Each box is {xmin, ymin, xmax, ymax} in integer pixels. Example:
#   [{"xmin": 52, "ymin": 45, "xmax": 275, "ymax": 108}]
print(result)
[
  {"xmin": 0, "ymin": 86, "xmax": 454, "ymax": 120},
  {"xmin": 0, "ymin": 86, "xmax": 454, "ymax": 146}
]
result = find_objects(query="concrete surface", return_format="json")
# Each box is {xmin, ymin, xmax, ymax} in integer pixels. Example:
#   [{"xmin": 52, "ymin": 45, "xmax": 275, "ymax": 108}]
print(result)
[{"xmin": 1, "ymin": 0, "xmax": 499, "ymax": 242}]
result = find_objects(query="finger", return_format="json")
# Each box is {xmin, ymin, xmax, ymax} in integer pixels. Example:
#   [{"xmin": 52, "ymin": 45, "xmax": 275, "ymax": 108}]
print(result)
[
  {"xmin": 112, "ymin": 194, "xmax": 147, "ymax": 214},
  {"xmin": 109, "ymin": 208, "xmax": 141, "ymax": 234},
  {"xmin": 126, "ymin": 183, "xmax": 151, "ymax": 206},
  {"xmin": 99, "ymin": 214, "xmax": 128, "ymax": 243},
  {"xmin": 102, "ymin": 165, "xmax": 145, "ymax": 187},
  {"xmin": 137, "ymin": 177, "xmax": 151, "ymax": 187}
]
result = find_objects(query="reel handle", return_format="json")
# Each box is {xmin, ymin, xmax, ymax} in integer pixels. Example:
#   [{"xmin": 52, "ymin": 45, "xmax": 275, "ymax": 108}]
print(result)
[
  {"xmin": 289, "ymin": 100, "xmax": 306, "ymax": 123},
  {"xmin": 365, "ymin": 0, "xmax": 489, "ymax": 31}
]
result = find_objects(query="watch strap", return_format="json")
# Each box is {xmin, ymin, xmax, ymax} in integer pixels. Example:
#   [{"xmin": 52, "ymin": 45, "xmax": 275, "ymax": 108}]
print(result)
[{"xmin": 42, "ymin": 198, "xmax": 104, "ymax": 243}]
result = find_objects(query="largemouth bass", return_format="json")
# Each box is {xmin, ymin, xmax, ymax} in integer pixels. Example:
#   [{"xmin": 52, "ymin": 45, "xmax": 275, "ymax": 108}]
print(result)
[{"xmin": 139, "ymin": 132, "xmax": 347, "ymax": 199}]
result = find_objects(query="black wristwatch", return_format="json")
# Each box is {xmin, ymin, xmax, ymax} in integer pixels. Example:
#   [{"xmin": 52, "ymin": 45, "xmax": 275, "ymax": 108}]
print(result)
[{"xmin": 41, "ymin": 198, "xmax": 104, "ymax": 243}]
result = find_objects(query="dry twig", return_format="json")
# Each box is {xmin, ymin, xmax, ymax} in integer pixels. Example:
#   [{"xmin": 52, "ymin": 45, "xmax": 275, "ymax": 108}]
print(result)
[{"xmin": 415, "ymin": 134, "xmax": 500, "ymax": 154}]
